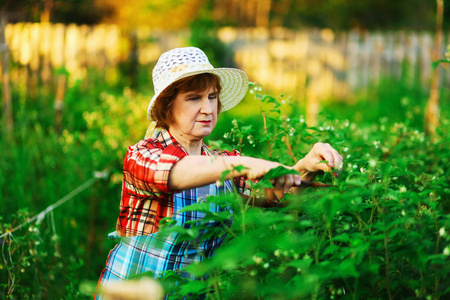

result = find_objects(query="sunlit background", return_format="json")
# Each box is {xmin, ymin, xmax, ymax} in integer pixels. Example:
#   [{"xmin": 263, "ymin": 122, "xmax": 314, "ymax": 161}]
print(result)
[
  {"xmin": 1, "ymin": 0, "xmax": 449, "ymax": 298},
  {"xmin": 1, "ymin": 0, "xmax": 449, "ymax": 127}
]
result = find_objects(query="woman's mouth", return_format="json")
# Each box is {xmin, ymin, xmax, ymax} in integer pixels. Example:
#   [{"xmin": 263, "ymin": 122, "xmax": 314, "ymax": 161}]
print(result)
[{"xmin": 198, "ymin": 120, "xmax": 212, "ymax": 125}]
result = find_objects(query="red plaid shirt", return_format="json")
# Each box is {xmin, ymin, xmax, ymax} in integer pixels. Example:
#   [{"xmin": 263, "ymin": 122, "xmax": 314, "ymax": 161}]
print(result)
[{"xmin": 116, "ymin": 129, "xmax": 243, "ymax": 237}]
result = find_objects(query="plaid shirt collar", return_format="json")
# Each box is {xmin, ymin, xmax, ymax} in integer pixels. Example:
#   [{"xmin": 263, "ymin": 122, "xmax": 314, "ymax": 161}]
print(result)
[{"xmin": 155, "ymin": 129, "xmax": 212, "ymax": 156}]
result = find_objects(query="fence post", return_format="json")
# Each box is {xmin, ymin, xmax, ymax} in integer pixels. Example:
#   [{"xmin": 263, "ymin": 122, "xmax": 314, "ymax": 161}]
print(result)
[
  {"xmin": 54, "ymin": 75, "xmax": 66, "ymax": 133},
  {"xmin": 424, "ymin": 0, "xmax": 443, "ymax": 137},
  {"xmin": 0, "ymin": 12, "xmax": 13, "ymax": 132}
]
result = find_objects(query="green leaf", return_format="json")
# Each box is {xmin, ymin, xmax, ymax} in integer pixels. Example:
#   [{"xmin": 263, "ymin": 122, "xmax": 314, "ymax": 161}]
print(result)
[
  {"xmin": 432, "ymin": 59, "xmax": 449, "ymax": 69},
  {"xmin": 286, "ymin": 258, "xmax": 314, "ymax": 269},
  {"xmin": 178, "ymin": 280, "xmax": 208, "ymax": 295},
  {"xmin": 336, "ymin": 260, "xmax": 359, "ymax": 277},
  {"xmin": 316, "ymin": 160, "xmax": 329, "ymax": 165},
  {"xmin": 178, "ymin": 203, "xmax": 211, "ymax": 213},
  {"xmin": 263, "ymin": 166, "xmax": 299, "ymax": 180},
  {"xmin": 219, "ymin": 169, "xmax": 231, "ymax": 184},
  {"xmin": 333, "ymin": 233, "xmax": 350, "ymax": 242},
  {"xmin": 232, "ymin": 165, "xmax": 247, "ymax": 173},
  {"xmin": 425, "ymin": 254, "xmax": 447, "ymax": 265},
  {"xmin": 322, "ymin": 244, "xmax": 339, "ymax": 256},
  {"xmin": 344, "ymin": 175, "xmax": 368, "ymax": 186}
]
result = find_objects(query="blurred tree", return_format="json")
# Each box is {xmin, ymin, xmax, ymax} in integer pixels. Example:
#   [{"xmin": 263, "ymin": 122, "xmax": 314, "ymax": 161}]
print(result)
[
  {"xmin": 94, "ymin": 0, "xmax": 204, "ymax": 30},
  {"xmin": 189, "ymin": 0, "xmax": 235, "ymax": 67},
  {"xmin": 40, "ymin": 0, "xmax": 52, "ymax": 22},
  {"xmin": 424, "ymin": 0, "xmax": 444, "ymax": 137},
  {"xmin": 1, "ymin": 12, "xmax": 13, "ymax": 132},
  {"xmin": 213, "ymin": 0, "xmax": 271, "ymax": 27},
  {"xmin": 0, "ymin": 0, "xmax": 105, "ymax": 24},
  {"xmin": 280, "ymin": 0, "xmax": 440, "ymax": 30},
  {"xmin": 211, "ymin": 0, "xmax": 449, "ymax": 30},
  {"xmin": 92, "ymin": 0, "xmax": 205, "ymax": 89}
]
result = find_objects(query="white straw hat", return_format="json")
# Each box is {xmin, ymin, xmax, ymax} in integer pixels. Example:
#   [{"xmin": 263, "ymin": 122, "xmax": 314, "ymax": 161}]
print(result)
[{"xmin": 147, "ymin": 47, "xmax": 249, "ymax": 121}]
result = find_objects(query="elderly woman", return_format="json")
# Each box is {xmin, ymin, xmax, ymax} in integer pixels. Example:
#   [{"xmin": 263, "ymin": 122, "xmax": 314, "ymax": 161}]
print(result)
[{"xmin": 96, "ymin": 47, "xmax": 342, "ymax": 298}]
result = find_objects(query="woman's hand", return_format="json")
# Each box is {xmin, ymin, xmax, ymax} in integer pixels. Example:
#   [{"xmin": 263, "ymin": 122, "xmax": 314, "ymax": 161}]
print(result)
[
  {"xmin": 245, "ymin": 159, "xmax": 300, "ymax": 190},
  {"xmin": 269, "ymin": 173, "xmax": 302, "ymax": 203},
  {"xmin": 245, "ymin": 159, "xmax": 283, "ymax": 180},
  {"xmin": 294, "ymin": 143, "xmax": 343, "ymax": 181},
  {"xmin": 244, "ymin": 158, "xmax": 301, "ymax": 203},
  {"xmin": 271, "ymin": 173, "xmax": 302, "ymax": 192}
]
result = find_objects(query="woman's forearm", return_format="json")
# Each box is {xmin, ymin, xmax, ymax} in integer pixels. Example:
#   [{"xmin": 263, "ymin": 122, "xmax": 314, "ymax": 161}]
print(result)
[{"xmin": 168, "ymin": 155, "xmax": 265, "ymax": 190}]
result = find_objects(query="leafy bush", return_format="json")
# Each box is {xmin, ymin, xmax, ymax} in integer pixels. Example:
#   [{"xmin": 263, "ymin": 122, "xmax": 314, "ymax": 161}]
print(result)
[
  {"xmin": 150, "ymin": 85, "xmax": 450, "ymax": 299},
  {"xmin": 0, "ymin": 72, "xmax": 149, "ymax": 299}
]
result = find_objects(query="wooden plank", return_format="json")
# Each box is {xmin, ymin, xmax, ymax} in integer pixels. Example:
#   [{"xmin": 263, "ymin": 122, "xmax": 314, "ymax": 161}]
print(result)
[{"xmin": 0, "ymin": 13, "xmax": 13, "ymax": 131}]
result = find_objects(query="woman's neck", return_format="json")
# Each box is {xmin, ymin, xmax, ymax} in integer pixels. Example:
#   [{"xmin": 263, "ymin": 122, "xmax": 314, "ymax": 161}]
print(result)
[{"xmin": 169, "ymin": 130, "xmax": 203, "ymax": 155}]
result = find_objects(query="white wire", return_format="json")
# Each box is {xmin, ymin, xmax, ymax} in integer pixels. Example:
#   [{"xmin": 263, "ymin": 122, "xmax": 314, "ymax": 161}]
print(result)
[{"xmin": 0, "ymin": 170, "xmax": 108, "ymax": 239}]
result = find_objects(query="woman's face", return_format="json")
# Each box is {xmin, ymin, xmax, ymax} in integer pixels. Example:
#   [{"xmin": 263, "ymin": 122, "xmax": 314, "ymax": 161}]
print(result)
[{"xmin": 169, "ymin": 86, "xmax": 219, "ymax": 141}]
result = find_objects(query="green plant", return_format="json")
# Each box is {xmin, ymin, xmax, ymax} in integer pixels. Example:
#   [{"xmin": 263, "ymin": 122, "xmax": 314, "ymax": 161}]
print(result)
[
  {"xmin": 1, "ymin": 64, "xmax": 449, "ymax": 299},
  {"xmin": 149, "ymin": 86, "xmax": 450, "ymax": 299}
]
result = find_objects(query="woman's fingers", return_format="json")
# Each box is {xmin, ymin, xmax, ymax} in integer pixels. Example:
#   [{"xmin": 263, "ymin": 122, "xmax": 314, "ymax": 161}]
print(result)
[
  {"xmin": 319, "ymin": 143, "xmax": 335, "ymax": 167},
  {"xmin": 327, "ymin": 144, "xmax": 343, "ymax": 168},
  {"xmin": 247, "ymin": 159, "xmax": 304, "ymax": 193},
  {"xmin": 273, "ymin": 174, "xmax": 298, "ymax": 192},
  {"xmin": 326, "ymin": 144, "xmax": 343, "ymax": 176},
  {"xmin": 312, "ymin": 143, "xmax": 343, "ymax": 173},
  {"xmin": 292, "ymin": 142, "xmax": 343, "ymax": 181},
  {"xmin": 283, "ymin": 175, "xmax": 294, "ymax": 192},
  {"xmin": 331, "ymin": 150, "xmax": 344, "ymax": 176},
  {"xmin": 274, "ymin": 176, "xmax": 285, "ymax": 190}
]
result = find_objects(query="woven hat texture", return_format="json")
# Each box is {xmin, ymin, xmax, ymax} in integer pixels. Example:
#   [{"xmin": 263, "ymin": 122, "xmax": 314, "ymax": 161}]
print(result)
[{"xmin": 147, "ymin": 47, "xmax": 248, "ymax": 121}]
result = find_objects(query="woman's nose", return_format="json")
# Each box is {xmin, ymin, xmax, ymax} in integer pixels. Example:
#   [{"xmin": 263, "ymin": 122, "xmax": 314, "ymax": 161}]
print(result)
[{"xmin": 200, "ymin": 97, "xmax": 213, "ymax": 114}]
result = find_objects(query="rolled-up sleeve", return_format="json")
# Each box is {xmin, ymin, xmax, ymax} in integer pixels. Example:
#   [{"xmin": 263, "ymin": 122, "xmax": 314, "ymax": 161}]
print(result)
[{"xmin": 123, "ymin": 140, "xmax": 187, "ymax": 197}]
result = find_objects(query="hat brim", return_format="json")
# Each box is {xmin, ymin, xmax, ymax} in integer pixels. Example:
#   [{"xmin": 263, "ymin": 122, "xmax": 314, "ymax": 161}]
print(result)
[{"xmin": 147, "ymin": 68, "xmax": 248, "ymax": 121}]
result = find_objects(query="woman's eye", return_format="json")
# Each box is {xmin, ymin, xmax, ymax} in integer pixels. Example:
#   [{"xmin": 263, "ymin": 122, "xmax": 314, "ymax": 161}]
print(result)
[{"xmin": 209, "ymin": 95, "xmax": 217, "ymax": 100}]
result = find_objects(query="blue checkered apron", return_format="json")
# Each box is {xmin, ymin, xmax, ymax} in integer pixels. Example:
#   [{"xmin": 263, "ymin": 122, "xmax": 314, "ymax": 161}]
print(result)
[{"xmin": 96, "ymin": 180, "xmax": 233, "ymax": 299}]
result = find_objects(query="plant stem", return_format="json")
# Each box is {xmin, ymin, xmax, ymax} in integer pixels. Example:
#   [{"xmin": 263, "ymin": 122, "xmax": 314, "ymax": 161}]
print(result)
[
  {"xmin": 328, "ymin": 227, "xmax": 334, "ymax": 245},
  {"xmin": 29, "ymin": 241, "xmax": 47, "ymax": 298},
  {"xmin": 220, "ymin": 222, "xmax": 237, "ymax": 238},
  {"xmin": 353, "ymin": 278, "xmax": 359, "ymax": 300},
  {"xmin": 432, "ymin": 209, "xmax": 440, "ymax": 297},
  {"xmin": 419, "ymin": 269, "xmax": 425, "ymax": 296},
  {"xmin": 383, "ymin": 224, "xmax": 393, "ymax": 300},
  {"xmin": 259, "ymin": 102, "xmax": 272, "ymax": 157},
  {"xmin": 3, "ymin": 235, "xmax": 15, "ymax": 297},
  {"xmin": 381, "ymin": 134, "xmax": 405, "ymax": 161},
  {"xmin": 314, "ymin": 223, "xmax": 328, "ymax": 265},
  {"xmin": 282, "ymin": 135, "xmax": 297, "ymax": 162},
  {"xmin": 368, "ymin": 197, "xmax": 378, "ymax": 233},
  {"xmin": 212, "ymin": 272, "xmax": 222, "ymax": 300},
  {"xmin": 233, "ymin": 120, "xmax": 243, "ymax": 153}
]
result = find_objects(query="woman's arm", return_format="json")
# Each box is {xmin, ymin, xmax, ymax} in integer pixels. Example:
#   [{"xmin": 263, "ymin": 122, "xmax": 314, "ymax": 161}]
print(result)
[
  {"xmin": 168, "ymin": 155, "xmax": 300, "ymax": 192},
  {"xmin": 168, "ymin": 142, "xmax": 343, "ymax": 203}
]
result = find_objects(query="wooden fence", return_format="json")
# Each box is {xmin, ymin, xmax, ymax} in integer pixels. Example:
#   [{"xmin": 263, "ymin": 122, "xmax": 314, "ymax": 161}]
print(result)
[
  {"xmin": 2, "ymin": 23, "xmax": 449, "ymax": 99},
  {"xmin": 222, "ymin": 27, "xmax": 449, "ymax": 98}
]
